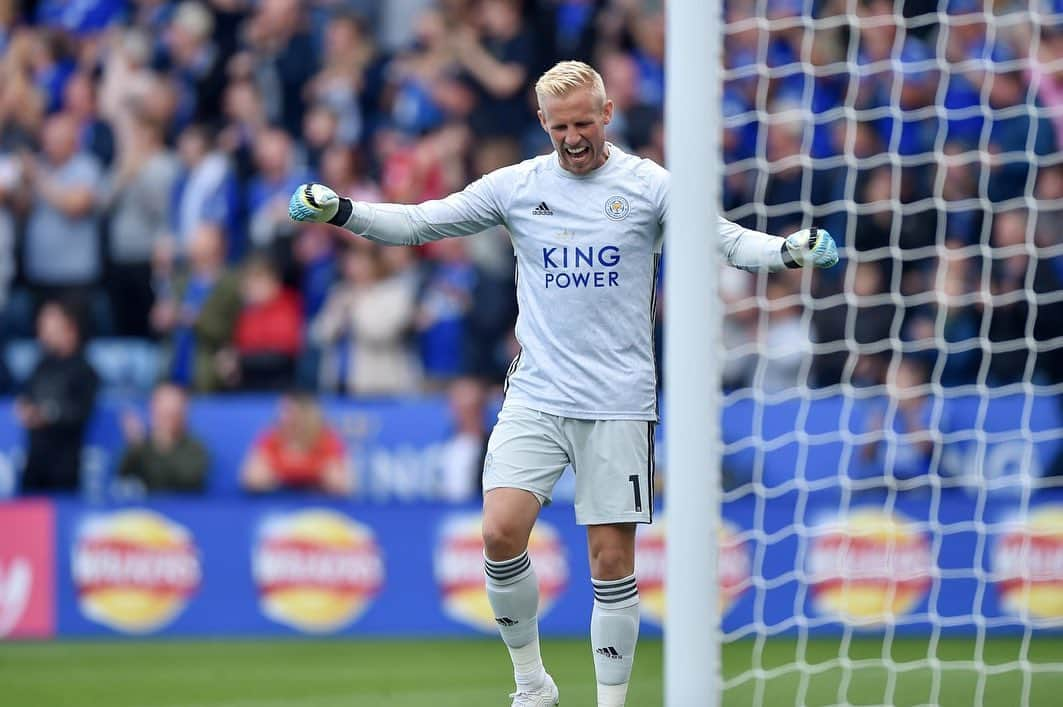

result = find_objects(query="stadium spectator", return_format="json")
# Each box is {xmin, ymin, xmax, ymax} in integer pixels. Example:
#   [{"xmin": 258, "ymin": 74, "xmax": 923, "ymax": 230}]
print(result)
[
  {"xmin": 300, "ymin": 102, "xmax": 341, "ymax": 173},
  {"xmin": 628, "ymin": 7, "xmax": 665, "ymax": 109},
  {"xmin": 600, "ymin": 50, "xmax": 658, "ymax": 153},
  {"xmin": 0, "ymin": 150, "xmax": 15, "ymax": 345},
  {"xmin": 153, "ymin": 223, "xmax": 242, "ymax": 392},
  {"xmin": 303, "ymin": 11, "xmax": 377, "ymax": 147},
  {"xmin": 418, "ymin": 238, "xmax": 476, "ymax": 384},
  {"xmin": 220, "ymin": 254, "xmax": 303, "ymax": 391},
  {"xmin": 171, "ymin": 123, "xmax": 237, "ymax": 254},
  {"xmin": 63, "ymin": 71, "xmax": 115, "ymax": 168},
  {"xmin": 813, "ymin": 259, "xmax": 897, "ymax": 388},
  {"xmin": 21, "ymin": 113, "xmax": 105, "ymax": 324},
  {"xmin": 98, "ymin": 29, "xmax": 157, "ymax": 144},
  {"xmin": 117, "ymin": 382, "xmax": 209, "ymax": 494},
  {"xmin": 986, "ymin": 59, "xmax": 1058, "ymax": 204},
  {"xmin": 246, "ymin": 127, "xmax": 310, "ymax": 265},
  {"xmin": 240, "ymin": 390, "xmax": 353, "ymax": 495},
  {"xmin": 311, "ymin": 244, "xmax": 421, "ymax": 395},
  {"xmin": 720, "ymin": 266, "xmax": 758, "ymax": 391},
  {"xmin": 16, "ymin": 299, "xmax": 99, "ymax": 494},
  {"xmin": 853, "ymin": 165, "xmax": 937, "ymax": 255},
  {"xmin": 1030, "ymin": 25, "xmax": 1063, "ymax": 148},
  {"xmin": 161, "ymin": 2, "xmax": 227, "ymax": 129},
  {"xmin": 238, "ymin": 0, "xmax": 319, "ymax": 137},
  {"xmin": 437, "ymin": 376, "xmax": 490, "ymax": 502},
  {"xmin": 386, "ymin": 8, "xmax": 471, "ymax": 136},
  {"xmin": 218, "ymin": 78, "xmax": 268, "ymax": 182},
  {"xmin": 757, "ymin": 272, "xmax": 814, "ymax": 393},
  {"xmin": 985, "ymin": 209, "xmax": 1063, "ymax": 385},
  {"xmin": 856, "ymin": 356, "xmax": 941, "ymax": 487},
  {"xmin": 104, "ymin": 111, "xmax": 180, "ymax": 338},
  {"xmin": 937, "ymin": 142, "xmax": 985, "ymax": 246},
  {"xmin": 758, "ymin": 103, "xmax": 833, "ymax": 237},
  {"xmin": 454, "ymin": 0, "xmax": 536, "ymax": 139},
  {"xmin": 902, "ymin": 244, "xmax": 982, "ymax": 387},
  {"xmin": 0, "ymin": 41, "xmax": 46, "ymax": 153},
  {"xmin": 458, "ymin": 138, "xmax": 519, "ymax": 381},
  {"xmin": 1035, "ymin": 165, "xmax": 1063, "ymax": 280}
]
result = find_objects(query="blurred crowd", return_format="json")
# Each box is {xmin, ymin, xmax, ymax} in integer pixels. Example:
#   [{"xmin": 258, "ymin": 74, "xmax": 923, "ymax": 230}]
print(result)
[
  {"xmin": 718, "ymin": 0, "xmax": 1063, "ymax": 393},
  {"xmin": 3, "ymin": 0, "xmax": 1063, "ymax": 495}
]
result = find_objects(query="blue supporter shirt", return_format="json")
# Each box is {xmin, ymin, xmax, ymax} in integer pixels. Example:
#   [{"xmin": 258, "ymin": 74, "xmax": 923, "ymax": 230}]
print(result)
[{"xmin": 170, "ymin": 277, "xmax": 214, "ymax": 386}]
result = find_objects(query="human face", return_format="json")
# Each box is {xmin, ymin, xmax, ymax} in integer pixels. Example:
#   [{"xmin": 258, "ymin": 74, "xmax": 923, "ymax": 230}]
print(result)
[
  {"xmin": 538, "ymin": 86, "xmax": 613, "ymax": 176},
  {"xmin": 152, "ymin": 385, "xmax": 186, "ymax": 436}
]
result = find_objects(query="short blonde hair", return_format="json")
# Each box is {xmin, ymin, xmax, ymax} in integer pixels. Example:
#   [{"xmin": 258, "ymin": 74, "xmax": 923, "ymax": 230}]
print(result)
[{"xmin": 535, "ymin": 60, "xmax": 606, "ymax": 106}]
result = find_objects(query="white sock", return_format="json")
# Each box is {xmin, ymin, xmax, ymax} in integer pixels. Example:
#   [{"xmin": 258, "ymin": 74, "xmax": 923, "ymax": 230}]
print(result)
[
  {"xmin": 591, "ymin": 574, "xmax": 640, "ymax": 707},
  {"xmin": 485, "ymin": 551, "xmax": 546, "ymax": 692},
  {"xmin": 597, "ymin": 682, "xmax": 630, "ymax": 707}
]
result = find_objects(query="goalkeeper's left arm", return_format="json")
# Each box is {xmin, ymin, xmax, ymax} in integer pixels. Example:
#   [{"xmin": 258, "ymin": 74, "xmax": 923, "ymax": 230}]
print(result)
[{"xmin": 718, "ymin": 217, "xmax": 839, "ymax": 272}]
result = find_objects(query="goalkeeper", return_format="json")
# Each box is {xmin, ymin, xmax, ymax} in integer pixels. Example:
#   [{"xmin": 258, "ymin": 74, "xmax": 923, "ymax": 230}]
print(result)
[{"xmin": 290, "ymin": 60, "xmax": 837, "ymax": 707}]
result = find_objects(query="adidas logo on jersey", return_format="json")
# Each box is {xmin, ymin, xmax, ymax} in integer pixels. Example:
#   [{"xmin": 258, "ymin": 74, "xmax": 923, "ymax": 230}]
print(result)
[
  {"xmin": 595, "ymin": 646, "xmax": 623, "ymax": 660},
  {"xmin": 532, "ymin": 202, "xmax": 553, "ymax": 215}
]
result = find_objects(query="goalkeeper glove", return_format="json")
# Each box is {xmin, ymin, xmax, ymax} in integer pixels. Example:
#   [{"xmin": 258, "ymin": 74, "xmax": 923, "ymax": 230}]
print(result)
[
  {"xmin": 288, "ymin": 183, "xmax": 351, "ymax": 225},
  {"xmin": 782, "ymin": 227, "xmax": 839, "ymax": 269}
]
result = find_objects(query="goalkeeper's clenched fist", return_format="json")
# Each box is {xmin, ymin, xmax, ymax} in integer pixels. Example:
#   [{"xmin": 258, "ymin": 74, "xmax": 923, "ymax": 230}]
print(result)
[
  {"xmin": 289, "ymin": 183, "xmax": 349, "ymax": 225},
  {"xmin": 783, "ymin": 227, "xmax": 839, "ymax": 269}
]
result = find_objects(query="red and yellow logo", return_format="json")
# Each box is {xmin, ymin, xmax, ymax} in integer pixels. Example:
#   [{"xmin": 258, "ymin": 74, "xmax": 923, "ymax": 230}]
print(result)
[
  {"xmin": 434, "ymin": 514, "xmax": 568, "ymax": 632},
  {"xmin": 73, "ymin": 510, "xmax": 200, "ymax": 633},
  {"xmin": 807, "ymin": 510, "xmax": 932, "ymax": 626},
  {"xmin": 253, "ymin": 510, "xmax": 384, "ymax": 633},
  {"xmin": 993, "ymin": 506, "xmax": 1063, "ymax": 620},
  {"xmin": 634, "ymin": 516, "xmax": 751, "ymax": 625}
]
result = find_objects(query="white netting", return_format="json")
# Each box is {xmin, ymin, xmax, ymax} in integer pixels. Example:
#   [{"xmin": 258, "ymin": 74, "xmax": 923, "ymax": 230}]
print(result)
[{"xmin": 716, "ymin": 1, "xmax": 1063, "ymax": 704}]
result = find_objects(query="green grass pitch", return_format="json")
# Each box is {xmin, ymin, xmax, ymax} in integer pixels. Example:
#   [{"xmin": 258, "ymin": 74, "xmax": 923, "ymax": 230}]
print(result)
[{"xmin": 3, "ymin": 637, "xmax": 1063, "ymax": 706}]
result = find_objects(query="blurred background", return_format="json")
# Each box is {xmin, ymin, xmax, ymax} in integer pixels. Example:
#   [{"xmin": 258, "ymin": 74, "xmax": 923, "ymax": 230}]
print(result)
[
  {"xmin": 1, "ymin": 0, "xmax": 1063, "ymax": 704},
  {"xmin": 0, "ymin": 0, "xmax": 1057, "ymax": 498}
]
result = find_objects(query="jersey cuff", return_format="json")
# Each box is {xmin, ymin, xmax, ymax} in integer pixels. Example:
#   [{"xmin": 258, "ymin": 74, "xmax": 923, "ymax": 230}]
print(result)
[
  {"xmin": 781, "ymin": 242, "xmax": 800, "ymax": 269},
  {"xmin": 329, "ymin": 198, "xmax": 353, "ymax": 227}
]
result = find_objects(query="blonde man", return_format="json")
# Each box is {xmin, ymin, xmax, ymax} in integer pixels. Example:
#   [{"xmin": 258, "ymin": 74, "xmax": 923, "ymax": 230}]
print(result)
[{"xmin": 290, "ymin": 60, "xmax": 837, "ymax": 707}]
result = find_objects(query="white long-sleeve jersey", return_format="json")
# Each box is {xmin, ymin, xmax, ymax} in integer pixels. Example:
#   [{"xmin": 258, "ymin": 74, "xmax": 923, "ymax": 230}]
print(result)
[{"xmin": 336, "ymin": 144, "xmax": 786, "ymax": 420}]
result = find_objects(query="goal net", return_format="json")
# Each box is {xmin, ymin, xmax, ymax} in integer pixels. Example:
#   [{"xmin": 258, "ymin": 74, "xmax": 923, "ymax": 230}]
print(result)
[{"xmin": 680, "ymin": 1, "xmax": 1063, "ymax": 704}]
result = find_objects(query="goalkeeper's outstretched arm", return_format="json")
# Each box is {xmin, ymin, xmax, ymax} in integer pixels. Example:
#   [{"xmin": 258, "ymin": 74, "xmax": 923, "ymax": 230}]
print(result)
[
  {"xmin": 288, "ymin": 182, "xmax": 503, "ymax": 246},
  {"xmin": 717, "ymin": 216, "xmax": 839, "ymax": 272}
]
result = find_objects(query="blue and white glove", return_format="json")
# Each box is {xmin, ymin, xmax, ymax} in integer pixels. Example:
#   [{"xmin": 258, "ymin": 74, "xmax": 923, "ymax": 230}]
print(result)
[
  {"xmin": 289, "ymin": 183, "xmax": 347, "ymax": 224},
  {"xmin": 783, "ymin": 227, "xmax": 838, "ymax": 269}
]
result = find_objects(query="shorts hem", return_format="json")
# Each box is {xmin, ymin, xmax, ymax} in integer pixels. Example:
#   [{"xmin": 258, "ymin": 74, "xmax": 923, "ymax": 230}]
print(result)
[
  {"xmin": 502, "ymin": 397, "xmax": 657, "ymax": 422},
  {"xmin": 482, "ymin": 481, "xmax": 550, "ymax": 506},
  {"xmin": 575, "ymin": 514, "xmax": 653, "ymax": 526}
]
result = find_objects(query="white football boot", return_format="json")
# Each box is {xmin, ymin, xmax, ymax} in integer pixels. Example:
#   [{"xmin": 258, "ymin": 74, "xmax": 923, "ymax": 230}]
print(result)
[{"xmin": 509, "ymin": 673, "xmax": 559, "ymax": 706}]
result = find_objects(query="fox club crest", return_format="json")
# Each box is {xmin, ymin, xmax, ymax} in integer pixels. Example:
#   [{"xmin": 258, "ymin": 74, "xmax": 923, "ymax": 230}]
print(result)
[{"xmin": 604, "ymin": 196, "xmax": 629, "ymax": 221}]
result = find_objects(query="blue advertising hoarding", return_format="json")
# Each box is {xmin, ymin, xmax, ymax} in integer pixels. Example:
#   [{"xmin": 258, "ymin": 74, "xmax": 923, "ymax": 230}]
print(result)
[{"xmin": 26, "ymin": 491, "xmax": 1063, "ymax": 638}]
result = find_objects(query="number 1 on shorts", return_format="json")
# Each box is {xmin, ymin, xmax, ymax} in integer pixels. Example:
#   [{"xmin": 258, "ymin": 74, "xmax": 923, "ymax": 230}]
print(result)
[{"xmin": 628, "ymin": 474, "xmax": 643, "ymax": 512}]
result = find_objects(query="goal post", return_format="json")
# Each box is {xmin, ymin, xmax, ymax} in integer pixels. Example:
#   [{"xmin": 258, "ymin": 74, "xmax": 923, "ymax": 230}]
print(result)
[{"xmin": 664, "ymin": 1, "xmax": 723, "ymax": 706}]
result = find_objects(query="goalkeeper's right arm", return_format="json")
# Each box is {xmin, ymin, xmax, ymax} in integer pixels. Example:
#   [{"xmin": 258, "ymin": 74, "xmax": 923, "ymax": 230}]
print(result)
[{"xmin": 288, "ymin": 182, "xmax": 503, "ymax": 247}]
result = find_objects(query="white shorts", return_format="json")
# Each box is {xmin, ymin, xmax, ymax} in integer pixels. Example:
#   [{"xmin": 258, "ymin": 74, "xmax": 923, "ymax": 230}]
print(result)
[{"xmin": 482, "ymin": 403, "xmax": 655, "ymax": 525}]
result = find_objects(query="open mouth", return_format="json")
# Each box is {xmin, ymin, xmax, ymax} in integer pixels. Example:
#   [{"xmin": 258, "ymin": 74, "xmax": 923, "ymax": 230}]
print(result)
[{"xmin": 564, "ymin": 145, "xmax": 590, "ymax": 159}]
